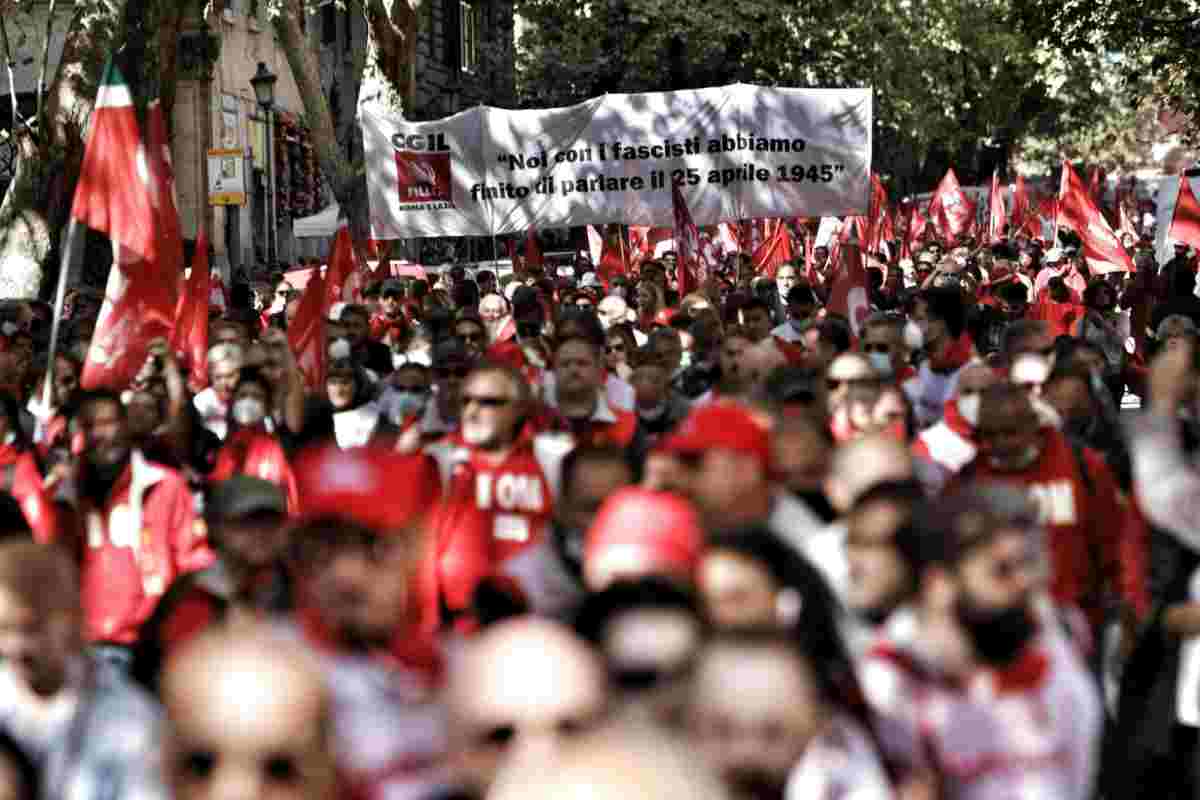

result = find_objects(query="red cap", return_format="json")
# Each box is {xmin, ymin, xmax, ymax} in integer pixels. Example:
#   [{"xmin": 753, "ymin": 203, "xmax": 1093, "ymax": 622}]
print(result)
[
  {"xmin": 660, "ymin": 401, "xmax": 773, "ymax": 471},
  {"xmin": 291, "ymin": 444, "xmax": 441, "ymax": 533},
  {"xmin": 585, "ymin": 487, "xmax": 704, "ymax": 588}
]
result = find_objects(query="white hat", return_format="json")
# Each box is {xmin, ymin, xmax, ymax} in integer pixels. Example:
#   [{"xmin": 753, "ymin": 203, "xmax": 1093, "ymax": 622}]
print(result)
[
  {"xmin": 580, "ymin": 272, "xmax": 601, "ymax": 288},
  {"xmin": 1045, "ymin": 248, "xmax": 1064, "ymax": 262}
]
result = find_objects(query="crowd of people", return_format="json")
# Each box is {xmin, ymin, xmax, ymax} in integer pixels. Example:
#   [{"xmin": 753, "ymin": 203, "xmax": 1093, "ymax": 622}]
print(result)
[{"xmin": 0, "ymin": 224, "xmax": 1197, "ymax": 800}]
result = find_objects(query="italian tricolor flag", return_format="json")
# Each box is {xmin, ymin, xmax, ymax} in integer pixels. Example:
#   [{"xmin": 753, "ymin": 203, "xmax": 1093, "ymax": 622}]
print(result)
[{"xmin": 76, "ymin": 60, "xmax": 176, "ymax": 390}]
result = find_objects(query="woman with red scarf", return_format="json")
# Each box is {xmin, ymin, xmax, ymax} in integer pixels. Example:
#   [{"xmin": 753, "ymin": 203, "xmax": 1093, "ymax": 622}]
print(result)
[{"xmin": 210, "ymin": 367, "xmax": 300, "ymax": 510}]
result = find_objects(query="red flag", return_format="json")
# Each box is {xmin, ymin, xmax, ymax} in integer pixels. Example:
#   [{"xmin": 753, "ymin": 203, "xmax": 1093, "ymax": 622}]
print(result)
[
  {"xmin": 828, "ymin": 237, "xmax": 870, "ymax": 337},
  {"xmin": 505, "ymin": 239, "xmax": 525, "ymax": 279},
  {"xmin": 146, "ymin": 99, "xmax": 183, "ymax": 280},
  {"xmin": 77, "ymin": 64, "xmax": 176, "ymax": 390},
  {"xmin": 901, "ymin": 202, "xmax": 927, "ymax": 261},
  {"xmin": 324, "ymin": 224, "xmax": 356, "ymax": 307},
  {"xmin": 596, "ymin": 226, "xmax": 629, "ymax": 284},
  {"xmin": 988, "ymin": 169, "xmax": 1006, "ymax": 244},
  {"xmin": 1169, "ymin": 175, "xmax": 1200, "ymax": 253},
  {"xmin": 804, "ymin": 234, "xmax": 818, "ymax": 285},
  {"xmin": 867, "ymin": 174, "xmax": 889, "ymax": 255},
  {"xmin": 288, "ymin": 266, "xmax": 327, "ymax": 391},
  {"xmin": 927, "ymin": 168, "xmax": 975, "ymax": 243},
  {"xmin": 1010, "ymin": 175, "xmax": 1029, "ymax": 234},
  {"xmin": 71, "ymin": 61, "xmax": 158, "ymax": 264},
  {"xmin": 525, "ymin": 226, "xmax": 544, "ymax": 268},
  {"xmin": 672, "ymin": 183, "xmax": 703, "ymax": 295},
  {"xmin": 1057, "ymin": 160, "xmax": 1134, "ymax": 273},
  {"xmin": 171, "ymin": 229, "xmax": 211, "ymax": 390},
  {"xmin": 752, "ymin": 220, "xmax": 793, "ymax": 277}
]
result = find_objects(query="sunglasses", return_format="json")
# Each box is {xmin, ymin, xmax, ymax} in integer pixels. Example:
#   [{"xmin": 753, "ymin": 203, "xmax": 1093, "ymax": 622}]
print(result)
[{"xmin": 463, "ymin": 394, "xmax": 512, "ymax": 408}]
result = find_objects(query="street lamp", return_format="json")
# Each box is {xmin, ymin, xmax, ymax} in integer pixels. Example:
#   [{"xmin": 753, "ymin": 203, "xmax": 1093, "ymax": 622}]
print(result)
[{"xmin": 250, "ymin": 61, "xmax": 278, "ymax": 268}]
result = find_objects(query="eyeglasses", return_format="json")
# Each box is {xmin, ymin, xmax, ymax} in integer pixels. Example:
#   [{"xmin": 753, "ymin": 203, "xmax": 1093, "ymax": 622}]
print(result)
[{"xmin": 463, "ymin": 394, "xmax": 513, "ymax": 408}]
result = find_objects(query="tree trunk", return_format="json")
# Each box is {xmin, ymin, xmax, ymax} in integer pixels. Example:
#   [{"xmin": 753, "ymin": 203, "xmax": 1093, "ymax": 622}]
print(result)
[{"xmin": 0, "ymin": 0, "xmax": 120, "ymax": 299}]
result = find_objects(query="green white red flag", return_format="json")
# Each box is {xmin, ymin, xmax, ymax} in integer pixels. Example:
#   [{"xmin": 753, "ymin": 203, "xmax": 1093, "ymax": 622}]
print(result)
[{"xmin": 76, "ymin": 64, "xmax": 176, "ymax": 389}]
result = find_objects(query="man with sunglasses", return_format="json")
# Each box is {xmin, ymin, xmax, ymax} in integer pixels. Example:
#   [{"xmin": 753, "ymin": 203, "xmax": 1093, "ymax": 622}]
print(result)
[{"xmin": 426, "ymin": 362, "xmax": 575, "ymax": 619}]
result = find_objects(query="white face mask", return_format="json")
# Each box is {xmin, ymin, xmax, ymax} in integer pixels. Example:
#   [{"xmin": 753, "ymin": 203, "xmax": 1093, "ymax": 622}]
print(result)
[
  {"xmin": 904, "ymin": 319, "xmax": 924, "ymax": 352},
  {"xmin": 957, "ymin": 392, "xmax": 981, "ymax": 427},
  {"xmin": 392, "ymin": 390, "xmax": 428, "ymax": 420},
  {"xmin": 232, "ymin": 397, "xmax": 267, "ymax": 428},
  {"xmin": 867, "ymin": 351, "xmax": 893, "ymax": 377}
]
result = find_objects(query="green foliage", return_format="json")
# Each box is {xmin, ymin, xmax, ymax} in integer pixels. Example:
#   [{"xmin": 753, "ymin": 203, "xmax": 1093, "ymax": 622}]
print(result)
[
  {"xmin": 515, "ymin": 0, "xmax": 1123, "ymax": 192},
  {"xmin": 1010, "ymin": 0, "xmax": 1197, "ymax": 143}
]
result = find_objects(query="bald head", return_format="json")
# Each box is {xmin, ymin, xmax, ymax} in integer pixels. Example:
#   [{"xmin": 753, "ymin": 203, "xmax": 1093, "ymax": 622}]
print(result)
[
  {"xmin": 163, "ymin": 625, "xmax": 334, "ymax": 800},
  {"xmin": 826, "ymin": 434, "xmax": 915, "ymax": 514},
  {"xmin": 447, "ymin": 619, "xmax": 608, "ymax": 795},
  {"xmin": 489, "ymin": 722, "xmax": 729, "ymax": 800}
]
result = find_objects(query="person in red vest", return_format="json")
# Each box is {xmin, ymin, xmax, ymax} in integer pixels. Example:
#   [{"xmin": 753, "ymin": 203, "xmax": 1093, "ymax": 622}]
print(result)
[
  {"xmin": 210, "ymin": 367, "xmax": 300, "ymax": 511},
  {"xmin": 959, "ymin": 382, "xmax": 1148, "ymax": 631},
  {"xmin": 57, "ymin": 390, "xmax": 213, "ymax": 669},
  {"xmin": 425, "ymin": 361, "xmax": 575, "ymax": 626}
]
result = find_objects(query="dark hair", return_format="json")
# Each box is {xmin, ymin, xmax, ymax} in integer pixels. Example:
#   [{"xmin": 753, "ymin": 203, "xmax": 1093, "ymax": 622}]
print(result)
[
  {"xmin": 77, "ymin": 389, "xmax": 127, "ymax": 421},
  {"xmin": 0, "ymin": 393, "xmax": 29, "ymax": 452},
  {"xmin": 815, "ymin": 317, "xmax": 853, "ymax": 354},
  {"xmin": 787, "ymin": 286, "xmax": 818, "ymax": 306},
  {"xmin": 0, "ymin": 729, "xmax": 37, "ymax": 800},
  {"xmin": 897, "ymin": 484, "xmax": 1039, "ymax": 576},
  {"xmin": 574, "ymin": 575, "xmax": 702, "ymax": 646},
  {"xmin": 920, "ymin": 287, "xmax": 968, "ymax": 339},
  {"xmin": 739, "ymin": 296, "xmax": 772, "ymax": 318},
  {"xmin": 1001, "ymin": 319, "xmax": 1048, "ymax": 358},
  {"xmin": 555, "ymin": 308, "xmax": 606, "ymax": 349}
]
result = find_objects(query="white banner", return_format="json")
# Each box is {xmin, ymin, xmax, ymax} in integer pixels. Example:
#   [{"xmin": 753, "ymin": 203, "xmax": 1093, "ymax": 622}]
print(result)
[{"xmin": 362, "ymin": 85, "xmax": 872, "ymax": 239}]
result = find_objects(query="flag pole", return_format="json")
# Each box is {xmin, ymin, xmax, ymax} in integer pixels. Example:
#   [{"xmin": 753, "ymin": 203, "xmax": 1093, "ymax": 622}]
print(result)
[
  {"xmin": 41, "ymin": 217, "xmax": 83, "ymax": 412},
  {"xmin": 617, "ymin": 225, "xmax": 627, "ymax": 270}
]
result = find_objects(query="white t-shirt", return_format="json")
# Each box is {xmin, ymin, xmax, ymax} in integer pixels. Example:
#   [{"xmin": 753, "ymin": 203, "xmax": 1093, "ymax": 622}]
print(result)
[{"xmin": 787, "ymin": 713, "xmax": 894, "ymax": 800}]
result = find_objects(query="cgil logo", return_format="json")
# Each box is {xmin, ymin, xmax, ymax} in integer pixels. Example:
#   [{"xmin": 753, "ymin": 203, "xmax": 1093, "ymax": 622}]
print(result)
[{"xmin": 391, "ymin": 132, "xmax": 451, "ymax": 152}]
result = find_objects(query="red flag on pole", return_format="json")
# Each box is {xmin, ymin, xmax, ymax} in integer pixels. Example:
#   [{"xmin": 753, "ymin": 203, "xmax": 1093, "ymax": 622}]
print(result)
[
  {"xmin": 828, "ymin": 235, "xmax": 870, "ymax": 337},
  {"xmin": 927, "ymin": 168, "xmax": 975, "ymax": 243},
  {"xmin": 1169, "ymin": 175, "xmax": 1200, "ymax": 253},
  {"xmin": 596, "ymin": 226, "xmax": 629, "ymax": 284},
  {"xmin": 288, "ymin": 266, "xmax": 327, "ymax": 391},
  {"xmin": 988, "ymin": 169, "xmax": 1006, "ymax": 244},
  {"xmin": 1010, "ymin": 175, "xmax": 1029, "ymax": 234},
  {"xmin": 1057, "ymin": 160, "xmax": 1134, "ymax": 273},
  {"xmin": 804, "ymin": 234, "xmax": 818, "ymax": 285},
  {"xmin": 525, "ymin": 226, "xmax": 544, "ymax": 269},
  {"xmin": 71, "ymin": 62, "xmax": 158, "ymax": 264},
  {"xmin": 77, "ymin": 64, "xmax": 176, "ymax": 390},
  {"xmin": 171, "ymin": 229, "xmax": 211, "ymax": 390},
  {"xmin": 672, "ymin": 182, "xmax": 703, "ymax": 295},
  {"xmin": 324, "ymin": 224, "xmax": 356, "ymax": 307},
  {"xmin": 505, "ymin": 239, "xmax": 525, "ymax": 279},
  {"xmin": 867, "ymin": 174, "xmax": 889, "ymax": 255},
  {"xmin": 146, "ymin": 99, "xmax": 183, "ymax": 280},
  {"xmin": 901, "ymin": 203, "xmax": 927, "ymax": 261},
  {"xmin": 752, "ymin": 220, "xmax": 793, "ymax": 277}
]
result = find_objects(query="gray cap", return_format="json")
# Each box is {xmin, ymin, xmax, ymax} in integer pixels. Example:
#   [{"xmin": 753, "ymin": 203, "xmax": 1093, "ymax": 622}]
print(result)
[{"xmin": 207, "ymin": 476, "xmax": 287, "ymax": 520}]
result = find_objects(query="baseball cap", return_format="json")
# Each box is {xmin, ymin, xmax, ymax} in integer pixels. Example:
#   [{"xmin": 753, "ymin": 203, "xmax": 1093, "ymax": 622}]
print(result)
[
  {"xmin": 660, "ymin": 401, "xmax": 773, "ymax": 471},
  {"xmin": 207, "ymin": 476, "xmax": 287, "ymax": 520},
  {"xmin": 584, "ymin": 487, "xmax": 704, "ymax": 590},
  {"xmin": 291, "ymin": 445, "xmax": 441, "ymax": 533}
]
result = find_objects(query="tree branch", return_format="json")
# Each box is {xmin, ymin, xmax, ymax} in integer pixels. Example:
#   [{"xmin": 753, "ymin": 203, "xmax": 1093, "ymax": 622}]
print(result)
[{"xmin": 364, "ymin": 0, "xmax": 416, "ymax": 111}]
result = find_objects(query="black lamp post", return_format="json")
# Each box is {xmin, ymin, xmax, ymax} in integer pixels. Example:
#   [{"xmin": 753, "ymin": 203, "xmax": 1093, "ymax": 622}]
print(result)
[{"xmin": 250, "ymin": 61, "xmax": 278, "ymax": 267}]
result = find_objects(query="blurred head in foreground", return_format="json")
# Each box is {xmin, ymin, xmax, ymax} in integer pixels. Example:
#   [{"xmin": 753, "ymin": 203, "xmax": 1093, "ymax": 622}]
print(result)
[{"xmin": 162, "ymin": 625, "xmax": 335, "ymax": 800}]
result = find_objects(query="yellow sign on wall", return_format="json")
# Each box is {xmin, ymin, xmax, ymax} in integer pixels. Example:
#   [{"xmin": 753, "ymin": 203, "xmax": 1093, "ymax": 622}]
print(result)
[{"xmin": 208, "ymin": 148, "xmax": 246, "ymax": 206}]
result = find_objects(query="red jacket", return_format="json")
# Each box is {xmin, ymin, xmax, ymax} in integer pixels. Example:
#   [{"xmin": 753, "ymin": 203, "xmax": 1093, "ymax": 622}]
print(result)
[
  {"xmin": 957, "ymin": 428, "xmax": 1146, "ymax": 625},
  {"xmin": 69, "ymin": 452, "xmax": 213, "ymax": 644},
  {"xmin": 0, "ymin": 446, "xmax": 59, "ymax": 543},
  {"xmin": 423, "ymin": 429, "xmax": 573, "ymax": 621},
  {"xmin": 211, "ymin": 428, "xmax": 301, "ymax": 511}
]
